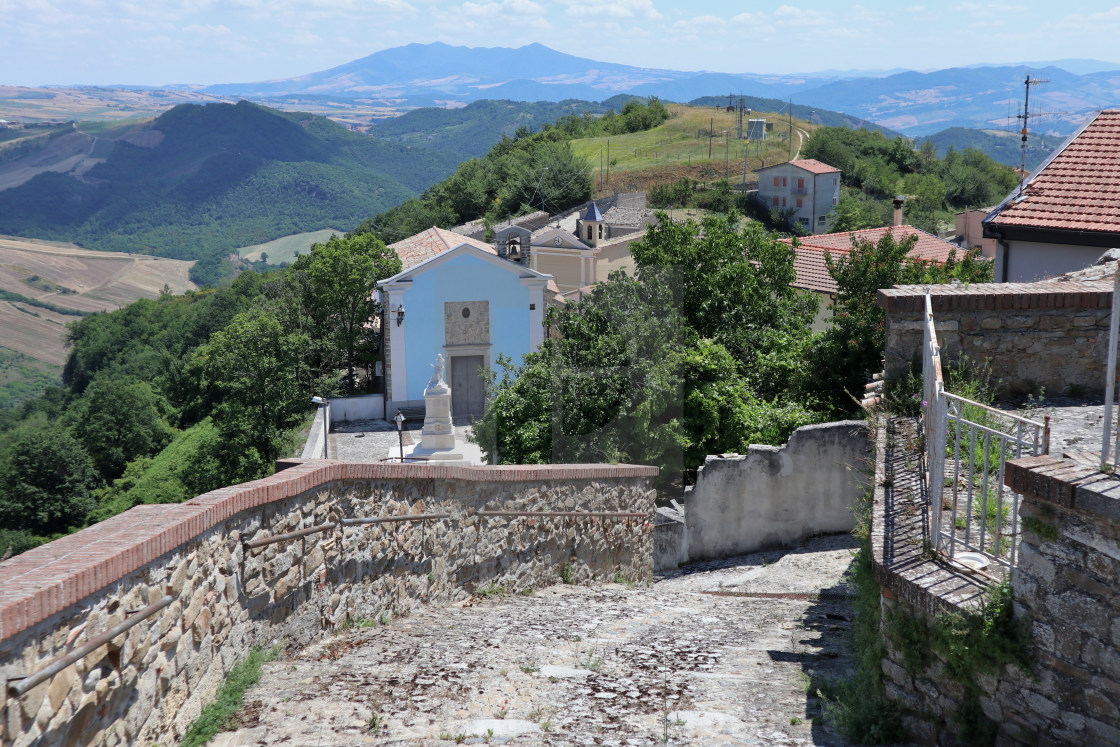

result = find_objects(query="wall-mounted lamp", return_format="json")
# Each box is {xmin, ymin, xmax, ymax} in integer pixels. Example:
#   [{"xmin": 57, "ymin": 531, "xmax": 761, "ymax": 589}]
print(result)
[{"xmin": 396, "ymin": 304, "xmax": 405, "ymax": 326}]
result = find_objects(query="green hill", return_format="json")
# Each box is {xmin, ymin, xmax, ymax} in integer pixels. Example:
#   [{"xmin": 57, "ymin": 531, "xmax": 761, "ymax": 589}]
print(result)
[
  {"xmin": 0, "ymin": 101, "xmax": 459, "ymax": 285},
  {"xmin": 367, "ymin": 97, "xmax": 636, "ymax": 159},
  {"xmin": 687, "ymin": 95, "xmax": 900, "ymax": 137},
  {"xmin": 916, "ymin": 127, "xmax": 1065, "ymax": 171}
]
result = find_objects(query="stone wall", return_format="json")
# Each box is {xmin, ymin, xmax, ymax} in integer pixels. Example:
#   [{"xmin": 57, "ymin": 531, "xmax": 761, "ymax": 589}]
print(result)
[
  {"xmin": 879, "ymin": 279, "xmax": 1113, "ymax": 396},
  {"xmin": 872, "ymin": 416, "xmax": 1120, "ymax": 745},
  {"xmin": 683, "ymin": 421, "xmax": 869, "ymax": 561},
  {"xmin": 0, "ymin": 460, "xmax": 656, "ymax": 747}
]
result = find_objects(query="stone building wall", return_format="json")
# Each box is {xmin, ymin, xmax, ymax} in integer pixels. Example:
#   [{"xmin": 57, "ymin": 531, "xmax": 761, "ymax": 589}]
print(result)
[
  {"xmin": 0, "ymin": 460, "xmax": 656, "ymax": 747},
  {"xmin": 872, "ymin": 416, "xmax": 1120, "ymax": 745},
  {"xmin": 879, "ymin": 279, "xmax": 1113, "ymax": 396}
]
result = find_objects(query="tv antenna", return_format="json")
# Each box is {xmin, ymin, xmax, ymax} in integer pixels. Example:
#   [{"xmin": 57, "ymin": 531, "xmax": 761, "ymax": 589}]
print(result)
[{"xmin": 1015, "ymin": 75, "xmax": 1068, "ymax": 197}]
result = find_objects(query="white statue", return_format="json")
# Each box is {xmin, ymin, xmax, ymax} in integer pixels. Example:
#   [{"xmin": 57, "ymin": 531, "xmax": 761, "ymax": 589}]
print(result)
[{"xmin": 426, "ymin": 353, "xmax": 447, "ymax": 392}]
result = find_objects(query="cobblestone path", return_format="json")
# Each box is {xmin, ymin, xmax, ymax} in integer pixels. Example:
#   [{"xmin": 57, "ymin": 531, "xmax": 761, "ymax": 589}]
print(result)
[{"xmin": 214, "ymin": 534, "xmax": 860, "ymax": 746}]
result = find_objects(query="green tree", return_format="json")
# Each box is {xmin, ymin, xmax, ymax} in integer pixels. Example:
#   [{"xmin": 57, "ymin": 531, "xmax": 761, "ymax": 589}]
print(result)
[
  {"xmin": 196, "ymin": 307, "xmax": 310, "ymax": 484},
  {"xmin": 474, "ymin": 272, "xmax": 687, "ymax": 475},
  {"xmin": 287, "ymin": 233, "xmax": 401, "ymax": 386},
  {"xmin": 0, "ymin": 424, "xmax": 99, "ymax": 535},
  {"xmin": 75, "ymin": 373, "xmax": 175, "ymax": 480},
  {"xmin": 803, "ymin": 233, "xmax": 992, "ymax": 416},
  {"xmin": 629, "ymin": 212, "xmax": 817, "ymax": 379},
  {"xmin": 830, "ymin": 188, "xmax": 891, "ymax": 232}
]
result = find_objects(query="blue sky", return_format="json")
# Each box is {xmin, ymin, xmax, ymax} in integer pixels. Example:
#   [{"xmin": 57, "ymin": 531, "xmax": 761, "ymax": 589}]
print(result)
[{"xmin": 3, "ymin": 0, "xmax": 1120, "ymax": 86}]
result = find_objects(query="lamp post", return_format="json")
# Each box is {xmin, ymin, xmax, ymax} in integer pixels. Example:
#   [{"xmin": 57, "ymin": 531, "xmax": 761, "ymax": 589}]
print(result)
[
  {"xmin": 394, "ymin": 410, "xmax": 405, "ymax": 462},
  {"xmin": 311, "ymin": 396, "xmax": 328, "ymax": 459}
]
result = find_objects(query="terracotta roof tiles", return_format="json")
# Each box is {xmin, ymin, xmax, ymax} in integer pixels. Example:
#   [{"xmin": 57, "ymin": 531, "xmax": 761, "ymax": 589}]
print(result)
[
  {"xmin": 388, "ymin": 227, "xmax": 495, "ymax": 270},
  {"xmin": 759, "ymin": 158, "xmax": 840, "ymax": 175},
  {"xmin": 783, "ymin": 225, "xmax": 965, "ymax": 294},
  {"xmin": 987, "ymin": 110, "xmax": 1120, "ymax": 235}
]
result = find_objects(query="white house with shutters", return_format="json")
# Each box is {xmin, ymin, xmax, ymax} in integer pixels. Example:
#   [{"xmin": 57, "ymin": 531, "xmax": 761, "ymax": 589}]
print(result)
[{"xmin": 756, "ymin": 158, "xmax": 841, "ymax": 234}]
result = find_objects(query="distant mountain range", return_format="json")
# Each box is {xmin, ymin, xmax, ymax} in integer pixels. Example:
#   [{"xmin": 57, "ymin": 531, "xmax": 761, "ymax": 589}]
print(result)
[{"xmin": 199, "ymin": 43, "xmax": 1120, "ymax": 136}]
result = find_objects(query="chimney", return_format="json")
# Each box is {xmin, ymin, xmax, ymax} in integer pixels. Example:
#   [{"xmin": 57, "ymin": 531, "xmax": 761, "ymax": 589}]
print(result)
[{"xmin": 893, "ymin": 195, "xmax": 906, "ymax": 227}]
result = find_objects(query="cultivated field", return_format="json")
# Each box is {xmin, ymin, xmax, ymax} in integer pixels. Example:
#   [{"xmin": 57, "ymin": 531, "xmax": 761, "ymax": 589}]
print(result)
[
  {"xmin": 0, "ymin": 235, "xmax": 196, "ymax": 366},
  {"xmin": 572, "ymin": 103, "xmax": 814, "ymax": 189},
  {"xmin": 0, "ymin": 86, "xmax": 404, "ymax": 127},
  {"xmin": 237, "ymin": 228, "xmax": 343, "ymax": 265}
]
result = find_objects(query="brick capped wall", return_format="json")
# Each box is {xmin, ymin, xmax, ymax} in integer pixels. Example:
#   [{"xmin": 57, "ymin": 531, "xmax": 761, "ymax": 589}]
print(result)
[
  {"xmin": 0, "ymin": 460, "xmax": 656, "ymax": 747},
  {"xmin": 879, "ymin": 279, "xmax": 1113, "ymax": 396}
]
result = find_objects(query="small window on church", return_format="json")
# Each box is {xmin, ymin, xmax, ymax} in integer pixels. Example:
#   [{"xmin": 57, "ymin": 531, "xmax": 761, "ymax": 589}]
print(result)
[
  {"xmin": 462, "ymin": 307, "xmax": 470, "ymax": 319},
  {"xmin": 598, "ymin": 225, "xmax": 603, "ymax": 239},
  {"xmin": 586, "ymin": 226, "xmax": 592, "ymax": 240}
]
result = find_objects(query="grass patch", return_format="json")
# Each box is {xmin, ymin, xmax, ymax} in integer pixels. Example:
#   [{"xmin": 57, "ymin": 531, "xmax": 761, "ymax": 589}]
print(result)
[
  {"xmin": 474, "ymin": 583, "xmax": 510, "ymax": 598},
  {"xmin": 570, "ymin": 102, "xmax": 810, "ymax": 181},
  {"xmin": 180, "ymin": 646, "xmax": 278, "ymax": 747}
]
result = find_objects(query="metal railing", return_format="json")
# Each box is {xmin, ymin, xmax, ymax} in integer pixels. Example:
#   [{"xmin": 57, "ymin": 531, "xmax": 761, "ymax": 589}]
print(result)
[
  {"xmin": 921, "ymin": 294, "xmax": 1048, "ymax": 572},
  {"xmin": 8, "ymin": 594, "xmax": 174, "ymax": 696}
]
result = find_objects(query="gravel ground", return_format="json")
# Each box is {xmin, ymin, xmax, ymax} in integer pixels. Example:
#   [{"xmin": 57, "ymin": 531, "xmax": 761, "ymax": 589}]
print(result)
[
  {"xmin": 211, "ymin": 534, "xmax": 860, "ymax": 747},
  {"xmin": 329, "ymin": 419, "xmax": 479, "ymax": 463}
]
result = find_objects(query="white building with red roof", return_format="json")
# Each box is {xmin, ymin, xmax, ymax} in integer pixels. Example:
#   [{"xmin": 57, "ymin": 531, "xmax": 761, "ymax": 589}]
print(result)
[
  {"xmin": 983, "ymin": 110, "xmax": 1120, "ymax": 282},
  {"xmin": 757, "ymin": 158, "xmax": 841, "ymax": 234}
]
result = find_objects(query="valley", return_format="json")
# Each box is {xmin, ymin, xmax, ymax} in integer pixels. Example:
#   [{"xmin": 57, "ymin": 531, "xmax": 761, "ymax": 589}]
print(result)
[{"xmin": 0, "ymin": 234, "xmax": 195, "ymax": 397}]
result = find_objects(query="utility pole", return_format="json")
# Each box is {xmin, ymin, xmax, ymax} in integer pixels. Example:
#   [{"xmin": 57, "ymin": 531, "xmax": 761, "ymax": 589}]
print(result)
[
  {"xmin": 725, "ymin": 131, "xmax": 729, "ymax": 178},
  {"xmin": 709, "ymin": 117, "xmax": 713, "ymax": 158},
  {"xmin": 788, "ymin": 100, "xmax": 793, "ymax": 162}
]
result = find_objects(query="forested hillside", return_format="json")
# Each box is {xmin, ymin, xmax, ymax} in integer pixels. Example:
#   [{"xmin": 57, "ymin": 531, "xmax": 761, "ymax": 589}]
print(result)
[
  {"xmin": 367, "ymin": 96, "xmax": 638, "ymax": 159},
  {"xmin": 0, "ymin": 233, "xmax": 400, "ymax": 557},
  {"xmin": 916, "ymin": 127, "xmax": 1065, "ymax": 172},
  {"xmin": 801, "ymin": 126, "xmax": 1019, "ymax": 233},
  {"xmin": 353, "ymin": 97, "xmax": 670, "ymax": 243},
  {"xmin": 0, "ymin": 102, "xmax": 458, "ymax": 285}
]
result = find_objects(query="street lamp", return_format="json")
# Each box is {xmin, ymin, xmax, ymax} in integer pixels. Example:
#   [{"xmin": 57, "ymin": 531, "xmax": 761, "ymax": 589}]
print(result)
[
  {"xmin": 311, "ymin": 396, "xmax": 328, "ymax": 459},
  {"xmin": 394, "ymin": 410, "xmax": 405, "ymax": 462}
]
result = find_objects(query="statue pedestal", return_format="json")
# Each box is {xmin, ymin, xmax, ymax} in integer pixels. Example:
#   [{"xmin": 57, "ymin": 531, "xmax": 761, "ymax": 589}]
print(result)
[
  {"xmin": 395, "ymin": 353, "xmax": 482, "ymax": 465},
  {"xmin": 418, "ymin": 382, "xmax": 456, "ymax": 452}
]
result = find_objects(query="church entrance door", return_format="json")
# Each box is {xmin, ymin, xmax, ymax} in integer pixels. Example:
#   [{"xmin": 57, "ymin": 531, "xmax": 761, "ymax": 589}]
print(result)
[{"xmin": 451, "ymin": 355, "xmax": 485, "ymax": 419}]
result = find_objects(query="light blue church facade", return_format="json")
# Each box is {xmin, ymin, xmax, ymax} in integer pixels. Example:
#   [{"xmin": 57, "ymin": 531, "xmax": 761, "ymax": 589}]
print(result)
[{"xmin": 378, "ymin": 243, "xmax": 555, "ymax": 419}]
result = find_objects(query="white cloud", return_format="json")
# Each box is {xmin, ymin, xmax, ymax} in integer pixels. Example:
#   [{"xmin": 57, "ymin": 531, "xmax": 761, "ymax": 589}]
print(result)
[
  {"xmin": 561, "ymin": 0, "xmax": 661, "ymax": 20},
  {"xmin": 1056, "ymin": 6, "xmax": 1120, "ymax": 31},
  {"xmin": 183, "ymin": 23, "xmax": 232, "ymax": 35}
]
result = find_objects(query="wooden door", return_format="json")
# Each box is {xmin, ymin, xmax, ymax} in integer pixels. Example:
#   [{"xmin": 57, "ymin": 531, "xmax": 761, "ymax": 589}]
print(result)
[{"xmin": 451, "ymin": 355, "xmax": 485, "ymax": 419}]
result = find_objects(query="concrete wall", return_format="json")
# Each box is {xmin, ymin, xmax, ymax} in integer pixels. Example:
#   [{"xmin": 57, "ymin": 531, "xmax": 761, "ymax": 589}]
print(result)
[
  {"xmin": 328, "ymin": 393, "xmax": 384, "ymax": 423},
  {"xmin": 683, "ymin": 421, "xmax": 869, "ymax": 561},
  {"xmin": 300, "ymin": 403, "xmax": 330, "ymax": 459},
  {"xmin": 880, "ymin": 279, "xmax": 1113, "ymax": 397},
  {"xmin": 1003, "ymin": 238, "xmax": 1105, "ymax": 283},
  {"xmin": 653, "ymin": 503, "xmax": 687, "ymax": 571},
  {"xmin": 0, "ymin": 461, "xmax": 656, "ymax": 747}
]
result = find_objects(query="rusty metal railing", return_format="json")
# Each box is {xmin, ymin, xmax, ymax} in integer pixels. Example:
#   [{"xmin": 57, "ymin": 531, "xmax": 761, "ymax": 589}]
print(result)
[{"xmin": 7, "ymin": 594, "xmax": 174, "ymax": 697}]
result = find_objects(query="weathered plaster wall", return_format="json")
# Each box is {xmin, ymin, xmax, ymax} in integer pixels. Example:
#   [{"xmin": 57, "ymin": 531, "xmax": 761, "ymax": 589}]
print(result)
[
  {"xmin": 0, "ymin": 461, "xmax": 656, "ymax": 747},
  {"xmin": 879, "ymin": 279, "xmax": 1113, "ymax": 397},
  {"xmin": 683, "ymin": 421, "xmax": 869, "ymax": 561}
]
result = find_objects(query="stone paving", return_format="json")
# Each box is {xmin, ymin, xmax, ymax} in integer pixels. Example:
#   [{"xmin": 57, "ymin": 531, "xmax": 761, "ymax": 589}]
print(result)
[
  {"xmin": 330, "ymin": 419, "xmax": 480, "ymax": 463},
  {"xmin": 212, "ymin": 534, "xmax": 860, "ymax": 746}
]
